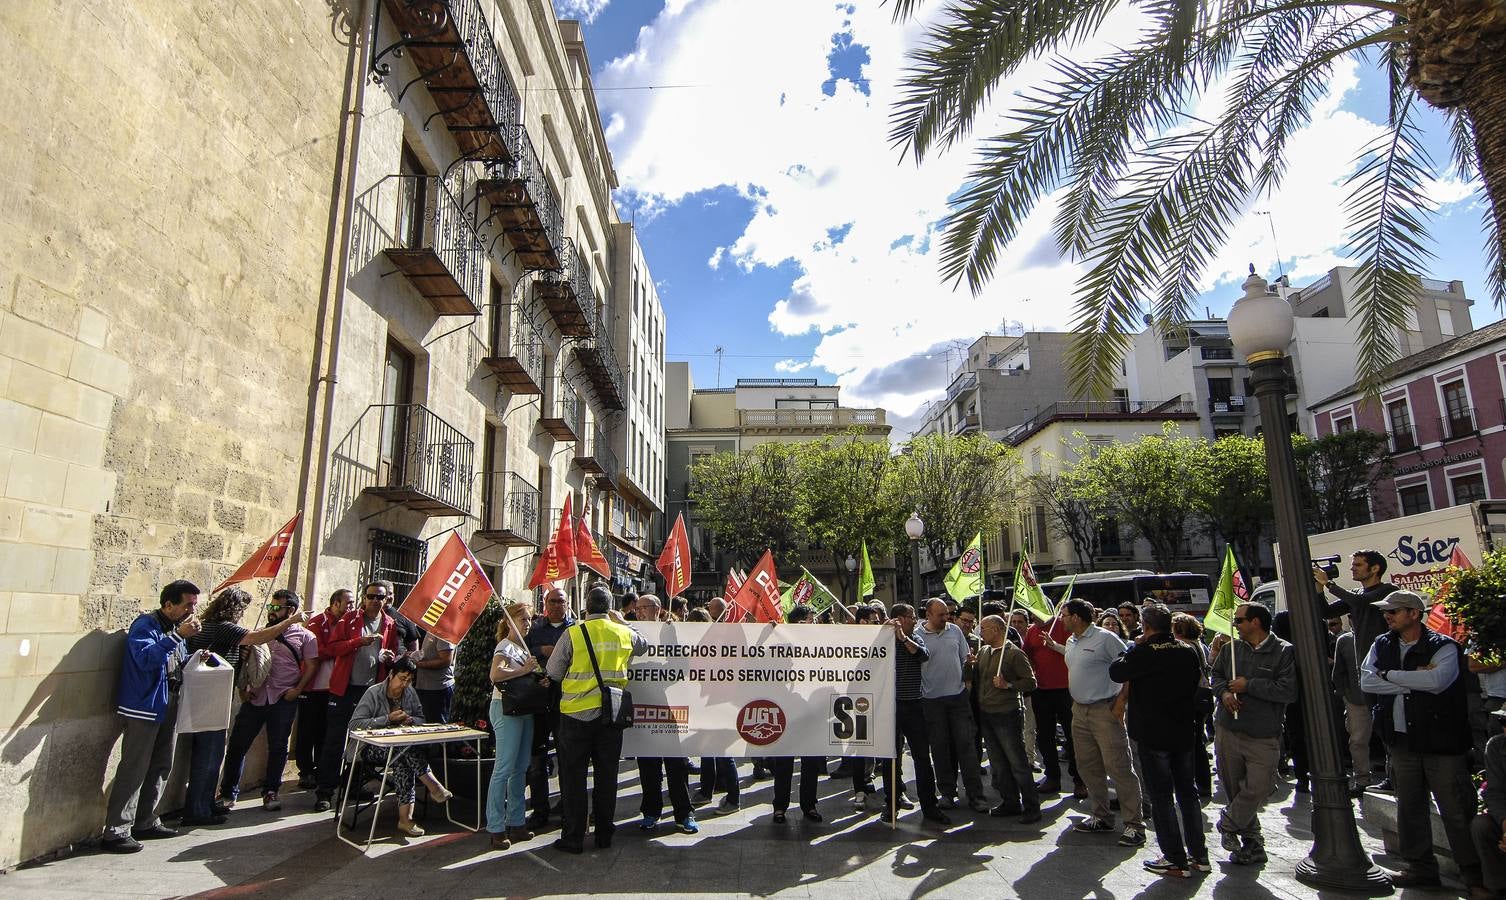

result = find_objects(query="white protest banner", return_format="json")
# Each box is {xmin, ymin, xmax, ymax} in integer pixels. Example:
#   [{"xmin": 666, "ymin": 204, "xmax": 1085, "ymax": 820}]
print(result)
[{"xmin": 622, "ymin": 622, "xmax": 894, "ymax": 759}]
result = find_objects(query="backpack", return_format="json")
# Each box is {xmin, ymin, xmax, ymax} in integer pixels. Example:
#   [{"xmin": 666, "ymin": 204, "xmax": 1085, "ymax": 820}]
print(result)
[{"xmin": 236, "ymin": 635, "xmax": 300, "ymax": 693}]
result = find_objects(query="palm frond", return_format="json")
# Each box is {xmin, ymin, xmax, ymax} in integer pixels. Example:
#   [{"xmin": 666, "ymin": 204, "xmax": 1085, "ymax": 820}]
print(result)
[
  {"xmin": 1444, "ymin": 107, "xmax": 1479, "ymax": 181},
  {"xmin": 885, "ymin": 0, "xmax": 926, "ymax": 23},
  {"xmin": 889, "ymin": 0, "xmax": 1122, "ymax": 161},
  {"xmin": 1483, "ymin": 207, "xmax": 1506, "ymax": 305},
  {"xmin": 1342, "ymin": 94, "xmax": 1436, "ymax": 393}
]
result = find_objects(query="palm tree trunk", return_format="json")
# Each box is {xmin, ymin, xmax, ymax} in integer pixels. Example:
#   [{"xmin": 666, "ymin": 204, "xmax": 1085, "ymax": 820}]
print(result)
[{"xmin": 1459, "ymin": 53, "xmax": 1506, "ymax": 267}]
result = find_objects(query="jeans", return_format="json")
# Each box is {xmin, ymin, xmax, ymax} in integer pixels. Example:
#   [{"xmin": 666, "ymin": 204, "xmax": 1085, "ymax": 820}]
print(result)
[
  {"xmin": 557, "ymin": 713, "xmax": 623, "ymax": 849},
  {"xmin": 699, "ymin": 757, "xmax": 740, "ymax": 803},
  {"xmin": 772, "ymin": 756, "xmax": 822, "ymax": 812},
  {"xmin": 1031, "ymin": 687, "xmax": 1078, "ymax": 784},
  {"xmin": 1137, "ymin": 744, "xmax": 1207, "ymax": 867},
  {"xmin": 105, "ymin": 696, "xmax": 179, "ymax": 838},
  {"xmin": 880, "ymin": 698, "xmax": 939, "ymax": 810},
  {"xmin": 978, "ymin": 709, "xmax": 1039, "ymax": 812},
  {"xmin": 185, "ymin": 728, "xmax": 228, "ymax": 819},
  {"xmin": 639, "ymin": 757, "xmax": 693, "ymax": 822},
  {"xmin": 295, "ymin": 690, "xmax": 329, "ymax": 781},
  {"xmin": 315, "ymin": 685, "xmax": 367, "ymax": 799},
  {"xmin": 1071, "ymin": 700, "xmax": 1142, "ymax": 828},
  {"xmin": 923, "ymin": 690, "xmax": 986, "ymax": 800},
  {"xmin": 220, "ymin": 698, "xmax": 299, "ymax": 800},
  {"xmin": 487, "ymin": 699, "xmax": 533, "ymax": 833},
  {"xmin": 1390, "ymin": 746, "xmax": 1483, "ymax": 885},
  {"xmin": 418, "ymin": 686, "xmax": 454, "ymax": 725}
]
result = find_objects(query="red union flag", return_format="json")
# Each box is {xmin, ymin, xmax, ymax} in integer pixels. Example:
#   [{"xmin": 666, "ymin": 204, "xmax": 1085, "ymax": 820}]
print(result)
[
  {"xmin": 1426, "ymin": 545, "xmax": 1473, "ymax": 639},
  {"xmin": 398, "ymin": 533, "xmax": 494, "ymax": 644},
  {"xmin": 554, "ymin": 495, "xmax": 577, "ymax": 580},
  {"xmin": 733, "ymin": 550, "xmax": 784, "ymax": 624},
  {"xmin": 657, "ymin": 512, "xmax": 692, "ymax": 599},
  {"xmin": 574, "ymin": 515, "xmax": 611, "ymax": 578},
  {"xmin": 527, "ymin": 542, "xmax": 566, "ymax": 589},
  {"xmin": 214, "ymin": 513, "xmax": 300, "ymax": 593}
]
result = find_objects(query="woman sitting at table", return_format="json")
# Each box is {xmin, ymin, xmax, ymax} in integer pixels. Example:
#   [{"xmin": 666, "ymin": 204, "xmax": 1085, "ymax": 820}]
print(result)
[{"xmin": 346, "ymin": 655, "xmax": 453, "ymax": 836}]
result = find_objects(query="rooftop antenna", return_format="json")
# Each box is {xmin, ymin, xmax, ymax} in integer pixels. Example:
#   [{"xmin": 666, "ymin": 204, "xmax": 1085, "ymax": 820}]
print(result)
[
  {"xmin": 714, "ymin": 345, "xmax": 724, "ymax": 388},
  {"xmin": 1256, "ymin": 211, "xmax": 1284, "ymax": 278}
]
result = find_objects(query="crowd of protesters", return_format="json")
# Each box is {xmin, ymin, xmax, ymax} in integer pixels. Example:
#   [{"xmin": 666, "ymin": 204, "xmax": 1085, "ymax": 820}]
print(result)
[{"xmin": 100, "ymin": 552, "xmax": 1506, "ymax": 898}]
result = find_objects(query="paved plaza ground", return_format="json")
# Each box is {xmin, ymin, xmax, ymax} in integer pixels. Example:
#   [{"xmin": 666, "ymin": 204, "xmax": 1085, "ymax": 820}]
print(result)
[{"xmin": 0, "ymin": 762, "xmax": 1457, "ymax": 899}]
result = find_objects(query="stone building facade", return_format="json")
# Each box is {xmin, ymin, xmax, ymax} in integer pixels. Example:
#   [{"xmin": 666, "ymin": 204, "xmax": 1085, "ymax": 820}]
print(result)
[{"xmin": 1, "ymin": 0, "xmax": 654, "ymax": 868}]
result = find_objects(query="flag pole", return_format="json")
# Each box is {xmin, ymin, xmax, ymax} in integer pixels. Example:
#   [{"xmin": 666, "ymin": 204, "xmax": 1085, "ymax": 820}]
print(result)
[{"xmin": 890, "ymin": 756, "xmax": 897, "ymax": 829}]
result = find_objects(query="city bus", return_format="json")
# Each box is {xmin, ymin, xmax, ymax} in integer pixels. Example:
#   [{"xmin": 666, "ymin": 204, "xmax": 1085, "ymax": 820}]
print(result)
[{"xmin": 1038, "ymin": 569, "xmax": 1214, "ymax": 616}]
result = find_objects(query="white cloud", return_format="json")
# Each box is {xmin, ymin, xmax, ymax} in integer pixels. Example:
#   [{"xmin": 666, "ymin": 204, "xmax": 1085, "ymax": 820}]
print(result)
[
  {"xmin": 597, "ymin": 1, "xmax": 1469, "ymax": 421},
  {"xmin": 553, "ymin": 0, "xmax": 610, "ymax": 24},
  {"xmin": 774, "ymin": 358, "xmax": 810, "ymax": 373}
]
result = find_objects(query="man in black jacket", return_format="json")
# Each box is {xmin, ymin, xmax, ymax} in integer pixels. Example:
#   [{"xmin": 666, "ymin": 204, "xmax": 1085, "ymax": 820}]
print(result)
[
  {"xmin": 1470, "ymin": 708, "xmax": 1506, "ymax": 900},
  {"xmin": 1110, "ymin": 603, "xmax": 1209, "ymax": 879},
  {"xmin": 1361, "ymin": 589, "xmax": 1482, "ymax": 892}
]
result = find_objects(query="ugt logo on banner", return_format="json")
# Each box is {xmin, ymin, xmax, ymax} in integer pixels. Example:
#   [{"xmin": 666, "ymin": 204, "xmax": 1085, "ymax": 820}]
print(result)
[{"xmin": 737, "ymin": 699, "xmax": 786, "ymax": 746}]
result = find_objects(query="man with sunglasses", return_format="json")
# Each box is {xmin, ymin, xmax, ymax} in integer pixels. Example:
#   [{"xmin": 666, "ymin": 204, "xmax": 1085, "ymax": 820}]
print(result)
[
  {"xmin": 1209, "ymin": 600, "xmax": 1296, "ymax": 866},
  {"xmin": 218, "ymin": 589, "xmax": 317, "ymax": 811},
  {"xmin": 312, "ymin": 580, "xmax": 403, "ymax": 812},
  {"xmin": 1361, "ymin": 590, "xmax": 1482, "ymax": 892}
]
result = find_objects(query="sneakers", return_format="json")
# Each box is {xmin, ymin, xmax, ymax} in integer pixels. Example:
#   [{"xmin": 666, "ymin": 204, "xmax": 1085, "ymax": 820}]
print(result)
[
  {"xmin": 1188, "ymin": 857, "xmax": 1212, "ymax": 873},
  {"xmin": 262, "ymin": 791, "xmax": 281, "ymax": 811},
  {"xmin": 1144, "ymin": 856, "xmax": 1190, "ymax": 879},
  {"xmin": 1073, "ymin": 817, "xmax": 1114, "ymax": 834},
  {"xmin": 896, "ymin": 794, "xmax": 916, "ymax": 810},
  {"xmin": 313, "ymin": 799, "xmax": 332, "ymax": 813},
  {"xmin": 939, "ymin": 793, "xmax": 959, "ymax": 809},
  {"xmin": 676, "ymin": 817, "xmax": 700, "ymax": 835},
  {"xmin": 639, "ymin": 814, "xmax": 659, "ymax": 831},
  {"xmin": 1216, "ymin": 817, "xmax": 1241, "ymax": 852},
  {"xmin": 1231, "ymin": 843, "xmax": 1268, "ymax": 865},
  {"xmin": 1117, "ymin": 826, "xmax": 1146, "ymax": 847}
]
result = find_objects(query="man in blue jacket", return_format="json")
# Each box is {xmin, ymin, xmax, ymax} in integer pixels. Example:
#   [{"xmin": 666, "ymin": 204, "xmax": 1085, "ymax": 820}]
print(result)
[{"xmin": 102, "ymin": 580, "xmax": 202, "ymax": 853}]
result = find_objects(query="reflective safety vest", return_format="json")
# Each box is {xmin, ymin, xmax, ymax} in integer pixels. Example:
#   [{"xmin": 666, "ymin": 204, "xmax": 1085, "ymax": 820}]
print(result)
[{"xmin": 559, "ymin": 617, "xmax": 635, "ymax": 715}]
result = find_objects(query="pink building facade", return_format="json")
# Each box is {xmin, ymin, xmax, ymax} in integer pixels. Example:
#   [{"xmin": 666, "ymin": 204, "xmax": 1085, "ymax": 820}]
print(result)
[{"xmin": 1311, "ymin": 320, "xmax": 1506, "ymax": 521}]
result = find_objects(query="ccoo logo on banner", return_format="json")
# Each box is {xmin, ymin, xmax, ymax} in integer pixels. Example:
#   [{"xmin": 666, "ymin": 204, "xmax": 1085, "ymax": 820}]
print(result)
[{"xmin": 621, "ymin": 622, "xmax": 895, "ymax": 758}]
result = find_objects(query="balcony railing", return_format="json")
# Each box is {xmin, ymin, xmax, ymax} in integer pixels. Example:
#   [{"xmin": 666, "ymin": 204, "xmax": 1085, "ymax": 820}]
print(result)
[
  {"xmin": 356, "ymin": 172, "xmax": 485, "ymax": 316},
  {"xmin": 373, "ymin": 0, "xmax": 519, "ymax": 161},
  {"xmin": 481, "ymin": 305, "xmax": 544, "ymax": 394},
  {"xmin": 1001, "ymin": 399, "xmax": 1198, "ymax": 445},
  {"xmin": 540, "ymin": 380, "xmax": 581, "ymax": 442},
  {"xmin": 474, "ymin": 470, "xmax": 539, "ymax": 547},
  {"xmin": 575, "ymin": 425, "xmax": 620, "ymax": 487},
  {"xmin": 359, "ymin": 403, "xmax": 474, "ymax": 516},
  {"xmin": 535, "ymin": 242, "xmax": 594, "ymax": 337},
  {"xmin": 738, "ymin": 408, "xmax": 887, "ymax": 429},
  {"xmin": 1199, "ymin": 346, "xmax": 1235, "ymax": 361},
  {"xmin": 953, "ymin": 412, "xmax": 980, "ymax": 434},
  {"xmin": 1388, "ymin": 428, "xmax": 1418, "ymax": 454},
  {"xmin": 1440, "ymin": 407, "xmax": 1478, "ymax": 442},
  {"xmin": 575, "ymin": 312, "xmax": 626, "ymax": 411},
  {"xmin": 477, "ymin": 125, "xmax": 564, "ymax": 270},
  {"xmin": 1208, "ymin": 396, "xmax": 1247, "ymax": 415}
]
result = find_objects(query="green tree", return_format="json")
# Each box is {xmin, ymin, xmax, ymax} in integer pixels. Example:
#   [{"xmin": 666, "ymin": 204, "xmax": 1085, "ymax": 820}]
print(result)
[
  {"xmin": 1193, "ymin": 434, "xmax": 1272, "ymax": 580},
  {"xmin": 1029, "ymin": 467, "xmax": 1110, "ymax": 571},
  {"xmin": 1293, "ymin": 429, "xmax": 1394, "ymax": 531},
  {"xmin": 889, "ymin": 433, "xmax": 1022, "ymax": 581},
  {"xmin": 796, "ymin": 433, "xmax": 905, "ymax": 601},
  {"xmin": 1075, "ymin": 424, "xmax": 1205, "ymax": 571},
  {"xmin": 888, "ymin": 0, "xmax": 1506, "ymax": 398},
  {"xmin": 688, "ymin": 442, "xmax": 807, "ymax": 570}
]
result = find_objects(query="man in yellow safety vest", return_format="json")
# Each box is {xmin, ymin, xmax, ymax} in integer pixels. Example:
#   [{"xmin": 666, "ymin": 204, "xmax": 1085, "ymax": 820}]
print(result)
[{"xmin": 544, "ymin": 583, "xmax": 648, "ymax": 853}]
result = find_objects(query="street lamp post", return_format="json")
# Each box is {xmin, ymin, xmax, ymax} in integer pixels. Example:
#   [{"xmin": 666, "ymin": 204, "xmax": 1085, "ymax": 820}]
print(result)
[
  {"xmin": 845, "ymin": 554, "xmax": 858, "ymax": 618},
  {"xmin": 1227, "ymin": 266, "xmax": 1389, "ymax": 893},
  {"xmin": 905, "ymin": 513, "xmax": 924, "ymax": 604}
]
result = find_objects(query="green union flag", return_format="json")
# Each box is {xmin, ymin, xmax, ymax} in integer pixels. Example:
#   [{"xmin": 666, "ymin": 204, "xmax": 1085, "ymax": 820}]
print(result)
[
  {"xmin": 1205, "ymin": 545, "xmax": 1247, "ymax": 637},
  {"xmin": 782, "ymin": 567, "xmax": 837, "ymax": 614},
  {"xmin": 1013, "ymin": 554, "xmax": 1055, "ymax": 623},
  {"xmin": 944, "ymin": 534, "xmax": 984, "ymax": 601},
  {"xmin": 858, "ymin": 540, "xmax": 876, "ymax": 599}
]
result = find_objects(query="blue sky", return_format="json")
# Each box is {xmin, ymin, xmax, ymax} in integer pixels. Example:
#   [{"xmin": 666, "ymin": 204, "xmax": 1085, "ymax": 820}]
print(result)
[{"xmin": 569, "ymin": 1, "xmax": 1497, "ymax": 436}]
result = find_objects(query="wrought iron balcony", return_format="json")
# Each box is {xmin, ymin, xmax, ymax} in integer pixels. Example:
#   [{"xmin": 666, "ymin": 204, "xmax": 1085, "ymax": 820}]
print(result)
[
  {"xmin": 952, "ymin": 412, "xmax": 980, "ymax": 434},
  {"xmin": 477, "ymin": 126, "xmax": 563, "ymax": 270},
  {"xmin": 574, "ymin": 313, "xmax": 626, "ymax": 411},
  {"xmin": 361, "ymin": 172, "xmax": 485, "ymax": 316},
  {"xmin": 540, "ymin": 380, "xmax": 581, "ymax": 442},
  {"xmin": 373, "ymin": 0, "xmax": 519, "ymax": 162},
  {"xmin": 358, "ymin": 403, "xmax": 474, "ymax": 516},
  {"xmin": 534, "ymin": 241, "xmax": 594, "ymax": 337},
  {"xmin": 1440, "ymin": 407, "xmax": 1478, "ymax": 442},
  {"xmin": 474, "ymin": 470, "xmax": 539, "ymax": 548},
  {"xmin": 1388, "ymin": 428, "xmax": 1418, "ymax": 454},
  {"xmin": 481, "ymin": 305, "xmax": 544, "ymax": 395},
  {"xmin": 574, "ymin": 424, "xmax": 620, "ymax": 488},
  {"xmin": 1208, "ymin": 396, "xmax": 1247, "ymax": 415}
]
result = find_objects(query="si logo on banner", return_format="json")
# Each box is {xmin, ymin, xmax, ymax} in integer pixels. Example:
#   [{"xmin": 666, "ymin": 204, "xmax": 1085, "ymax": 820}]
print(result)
[{"xmin": 832, "ymin": 694, "xmax": 872, "ymax": 745}]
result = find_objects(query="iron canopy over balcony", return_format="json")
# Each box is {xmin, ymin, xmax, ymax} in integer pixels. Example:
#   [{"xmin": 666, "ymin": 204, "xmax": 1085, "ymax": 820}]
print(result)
[
  {"xmin": 473, "ymin": 470, "xmax": 540, "ymax": 548},
  {"xmin": 361, "ymin": 403, "xmax": 474, "ymax": 516},
  {"xmin": 482, "ymin": 305, "xmax": 545, "ymax": 394},
  {"xmin": 574, "ymin": 314, "xmax": 626, "ymax": 411},
  {"xmin": 534, "ymin": 241, "xmax": 594, "ymax": 337},
  {"xmin": 574, "ymin": 424, "xmax": 620, "ymax": 489},
  {"xmin": 477, "ymin": 126, "xmax": 563, "ymax": 270},
  {"xmin": 539, "ymin": 380, "xmax": 581, "ymax": 442},
  {"xmin": 377, "ymin": 172, "xmax": 486, "ymax": 315},
  {"xmin": 373, "ymin": 0, "xmax": 519, "ymax": 162}
]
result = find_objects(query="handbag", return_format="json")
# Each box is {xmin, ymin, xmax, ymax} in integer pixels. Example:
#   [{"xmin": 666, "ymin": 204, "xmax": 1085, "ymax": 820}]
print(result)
[
  {"xmin": 580, "ymin": 623, "xmax": 634, "ymax": 730},
  {"xmin": 498, "ymin": 671, "xmax": 549, "ymax": 716}
]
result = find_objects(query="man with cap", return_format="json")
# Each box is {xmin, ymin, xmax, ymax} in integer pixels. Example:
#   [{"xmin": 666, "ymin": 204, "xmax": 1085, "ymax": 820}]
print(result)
[
  {"xmin": 1471, "ymin": 707, "xmax": 1506, "ymax": 900},
  {"xmin": 1361, "ymin": 589, "xmax": 1483, "ymax": 892}
]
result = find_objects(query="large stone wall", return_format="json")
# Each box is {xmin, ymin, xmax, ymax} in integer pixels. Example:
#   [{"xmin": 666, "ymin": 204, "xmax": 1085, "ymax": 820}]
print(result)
[{"xmin": 0, "ymin": 0, "xmax": 349, "ymax": 867}]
